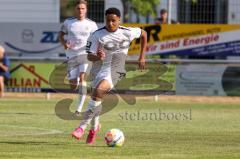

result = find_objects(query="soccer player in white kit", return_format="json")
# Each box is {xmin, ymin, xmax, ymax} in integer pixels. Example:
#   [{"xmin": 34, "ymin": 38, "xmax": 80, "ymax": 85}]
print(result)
[
  {"xmin": 71, "ymin": 8, "xmax": 148, "ymax": 144},
  {"xmin": 59, "ymin": 0, "xmax": 98, "ymax": 116}
]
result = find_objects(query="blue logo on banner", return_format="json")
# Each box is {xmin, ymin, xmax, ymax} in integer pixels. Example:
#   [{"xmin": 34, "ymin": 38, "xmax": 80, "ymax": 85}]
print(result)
[{"xmin": 41, "ymin": 31, "xmax": 59, "ymax": 43}]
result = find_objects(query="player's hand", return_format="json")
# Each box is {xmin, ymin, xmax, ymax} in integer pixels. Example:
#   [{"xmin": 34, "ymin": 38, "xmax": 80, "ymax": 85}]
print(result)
[
  {"xmin": 64, "ymin": 43, "xmax": 71, "ymax": 50},
  {"xmin": 138, "ymin": 57, "xmax": 145, "ymax": 71},
  {"xmin": 97, "ymin": 49, "xmax": 105, "ymax": 60}
]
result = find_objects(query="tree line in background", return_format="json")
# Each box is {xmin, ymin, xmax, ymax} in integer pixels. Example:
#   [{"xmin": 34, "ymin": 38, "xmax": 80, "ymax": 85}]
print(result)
[
  {"xmin": 63, "ymin": 0, "xmax": 198, "ymax": 23},
  {"xmin": 64, "ymin": 0, "xmax": 160, "ymax": 23},
  {"xmin": 120, "ymin": 0, "xmax": 160, "ymax": 23}
]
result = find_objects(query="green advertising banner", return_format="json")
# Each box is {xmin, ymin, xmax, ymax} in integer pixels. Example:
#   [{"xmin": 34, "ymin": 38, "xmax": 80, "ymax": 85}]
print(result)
[{"xmin": 7, "ymin": 62, "xmax": 58, "ymax": 92}]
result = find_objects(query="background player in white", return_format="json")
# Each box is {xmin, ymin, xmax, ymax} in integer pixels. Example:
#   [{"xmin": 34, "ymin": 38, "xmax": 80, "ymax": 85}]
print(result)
[
  {"xmin": 71, "ymin": 8, "xmax": 148, "ymax": 144},
  {"xmin": 59, "ymin": 0, "xmax": 98, "ymax": 116}
]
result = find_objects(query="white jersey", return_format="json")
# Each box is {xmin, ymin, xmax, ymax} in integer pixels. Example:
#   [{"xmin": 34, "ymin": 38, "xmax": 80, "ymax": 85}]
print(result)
[
  {"xmin": 86, "ymin": 26, "xmax": 141, "ymax": 55},
  {"xmin": 86, "ymin": 26, "xmax": 141, "ymax": 88},
  {"xmin": 61, "ymin": 17, "xmax": 98, "ymax": 58}
]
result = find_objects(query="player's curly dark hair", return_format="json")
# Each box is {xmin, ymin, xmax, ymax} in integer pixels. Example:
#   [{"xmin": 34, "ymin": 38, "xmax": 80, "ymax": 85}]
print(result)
[{"xmin": 105, "ymin": 7, "xmax": 121, "ymax": 17}]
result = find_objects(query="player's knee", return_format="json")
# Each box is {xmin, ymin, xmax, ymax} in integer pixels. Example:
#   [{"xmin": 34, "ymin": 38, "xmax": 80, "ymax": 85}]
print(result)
[
  {"xmin": 79, "ymin": 78, "xmax": 86, "ymax": 84},
  {"xmin": 91, "ymin": 88, "xmax": 105, "ymax": 100},
  {"xmin": 69, "ymin": 79, "xmax": 78, "ymax": 90},
  {"xmin": 79, "ymin": 72, "xmax": 86, "ymax": 82},
  {"xmin": 70, "ymin": 85, "xmax": 78, "ymax": 90},
  {"xmin": 91, "ymin": 95, "xmax": 102, "ymax": 101}
]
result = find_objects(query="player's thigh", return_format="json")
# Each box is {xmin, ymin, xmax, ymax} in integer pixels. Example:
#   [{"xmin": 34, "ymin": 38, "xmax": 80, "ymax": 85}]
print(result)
[
  {"xmin": 67, "ymin": 66, "xmax": 79, "ymax": 90},
  {"xmin": 78, "ymin": 63, "xmax": 89, "ymax": 82},
  {"xmin": 67, "ymin": 67, "xmax": 79, "ymax": 81},
  {"xmin": 78, "ymin": 63, "xmax": 88, "ymax": 73},
  {"xmin": 91, "ymin": 79, "xmax": 112, "ymax": 100}
]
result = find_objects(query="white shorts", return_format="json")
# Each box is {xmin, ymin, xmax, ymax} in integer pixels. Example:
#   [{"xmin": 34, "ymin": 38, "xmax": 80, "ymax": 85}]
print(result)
[
  {"xmin": 67, "ymin": 63, "xmax": 89, "ymax": 80},
  {"xmin": 92, "ymin": 74, "xmax": 113, "ymax": 89},
  {"xmin": 66, "ymin": 54, "xmax": 89, "ymax": 80},
  {"xmin": 91, "ymin": 70, "xmax": 126, "ymax": 90},
  {"xmin": 90, "ymin": 53, "xmax": 127, "ymax": 90}
]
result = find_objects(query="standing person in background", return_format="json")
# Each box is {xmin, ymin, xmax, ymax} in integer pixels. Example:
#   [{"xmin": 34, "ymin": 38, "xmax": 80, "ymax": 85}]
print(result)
[
  {"xmin": 0, "ymin": 45, "xmax": 10, "ymax": 98},
  {"xmin": 59, "ymin": 0, "xmax": 98, "ymax": 116},
  {"xmin": 155, "ymin": 9, "xmax": 179, "ymax": 61},
  {"xmin": 155, "ymin": 9, "xmax": 179, "ymax": 24}
]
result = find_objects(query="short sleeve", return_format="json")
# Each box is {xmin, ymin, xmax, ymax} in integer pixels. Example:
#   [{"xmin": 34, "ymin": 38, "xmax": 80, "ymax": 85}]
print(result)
[
  {"xmin": 86, "ymin": 33, "xmax": 99, "ymax": 54},
  {"xmin": 60, "ymin": 21, "xmax": 68, "ymax": 34},
  {"xmin": 91, "ymin": 22, "xmax": 98, "ymax": 33},
  {"xmin": 129, "ymin": 27, "xmax": 142, "ymax": 41}
]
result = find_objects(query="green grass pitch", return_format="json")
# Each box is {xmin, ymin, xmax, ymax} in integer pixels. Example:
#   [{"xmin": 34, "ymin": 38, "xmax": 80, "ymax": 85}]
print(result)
[{"xmin": 0, "ymin": 96, "xmax": 240, "ymax": 159}]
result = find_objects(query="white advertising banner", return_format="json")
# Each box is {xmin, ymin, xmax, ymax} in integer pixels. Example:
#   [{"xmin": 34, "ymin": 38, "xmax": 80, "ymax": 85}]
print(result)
[
  {"xmin": 176, "ymin": 64, "xmax": 240, "ymax": 96},
  {"xmin": 176, "ymin": 64, "xmax": 227, "ymax": 96},
  {"xmin": 0, "ymin": 23, "xmax": 63, "ymax": 57}
]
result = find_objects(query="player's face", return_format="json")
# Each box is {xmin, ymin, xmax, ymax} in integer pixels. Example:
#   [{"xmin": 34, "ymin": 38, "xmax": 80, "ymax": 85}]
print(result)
[
  {"xmin": 161, "ymin": 13, "xmax": 168, "ymax": 20},
  {"xmin": 106, "ymin": 14, "xmax": 120, "ymax": 32},
  {"xmin": 75, "ymin": 4, "xmax": 87, "ymax": 20}
]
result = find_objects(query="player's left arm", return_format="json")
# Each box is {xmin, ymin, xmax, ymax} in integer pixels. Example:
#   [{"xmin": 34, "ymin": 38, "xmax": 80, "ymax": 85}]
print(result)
[{"xmin": 138, "ymin": 29, "xmax": 147, "ymax": 71}]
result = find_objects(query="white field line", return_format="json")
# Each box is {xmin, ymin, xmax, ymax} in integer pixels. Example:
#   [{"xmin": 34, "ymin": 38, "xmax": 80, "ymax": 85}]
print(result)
[{"xmin": 0, "ymin": 124, "xmax": 63, "ymax": 136}]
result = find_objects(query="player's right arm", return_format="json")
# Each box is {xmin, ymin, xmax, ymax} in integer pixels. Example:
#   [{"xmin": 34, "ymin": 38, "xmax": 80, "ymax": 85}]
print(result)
[
  {"xmin": 87, "ymin": 49, "xmax": 105, "ymax": 61},
  {"xmin": 86, "ymin": 33, "xmax": 105, "ymax": 61},
  {"xmin": 58, "ymin": 21, "xmax": 70, "ymax": 50},
  {"xmin": 59, "ymin": 31, "xmax": 70, "ymax": 50}
]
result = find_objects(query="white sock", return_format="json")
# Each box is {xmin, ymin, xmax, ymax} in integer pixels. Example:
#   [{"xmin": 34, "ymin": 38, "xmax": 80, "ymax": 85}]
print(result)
[
  {"xmin": 76, "ymin": 81, "xmax": 87, "ymax": 112},
  {"xmin": 91, "ymin": 115, "xmax": 100, "ymax": 131},
  {"xmin": 79, "ymin": 99, "xmax": 102, "ymax": 130}
]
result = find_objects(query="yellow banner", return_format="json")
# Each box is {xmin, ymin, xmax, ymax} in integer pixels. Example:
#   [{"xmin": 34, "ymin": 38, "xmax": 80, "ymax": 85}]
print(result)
[{"xmin": 123, "ymin": 24, "xmax": 240, "ymax": 55}]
